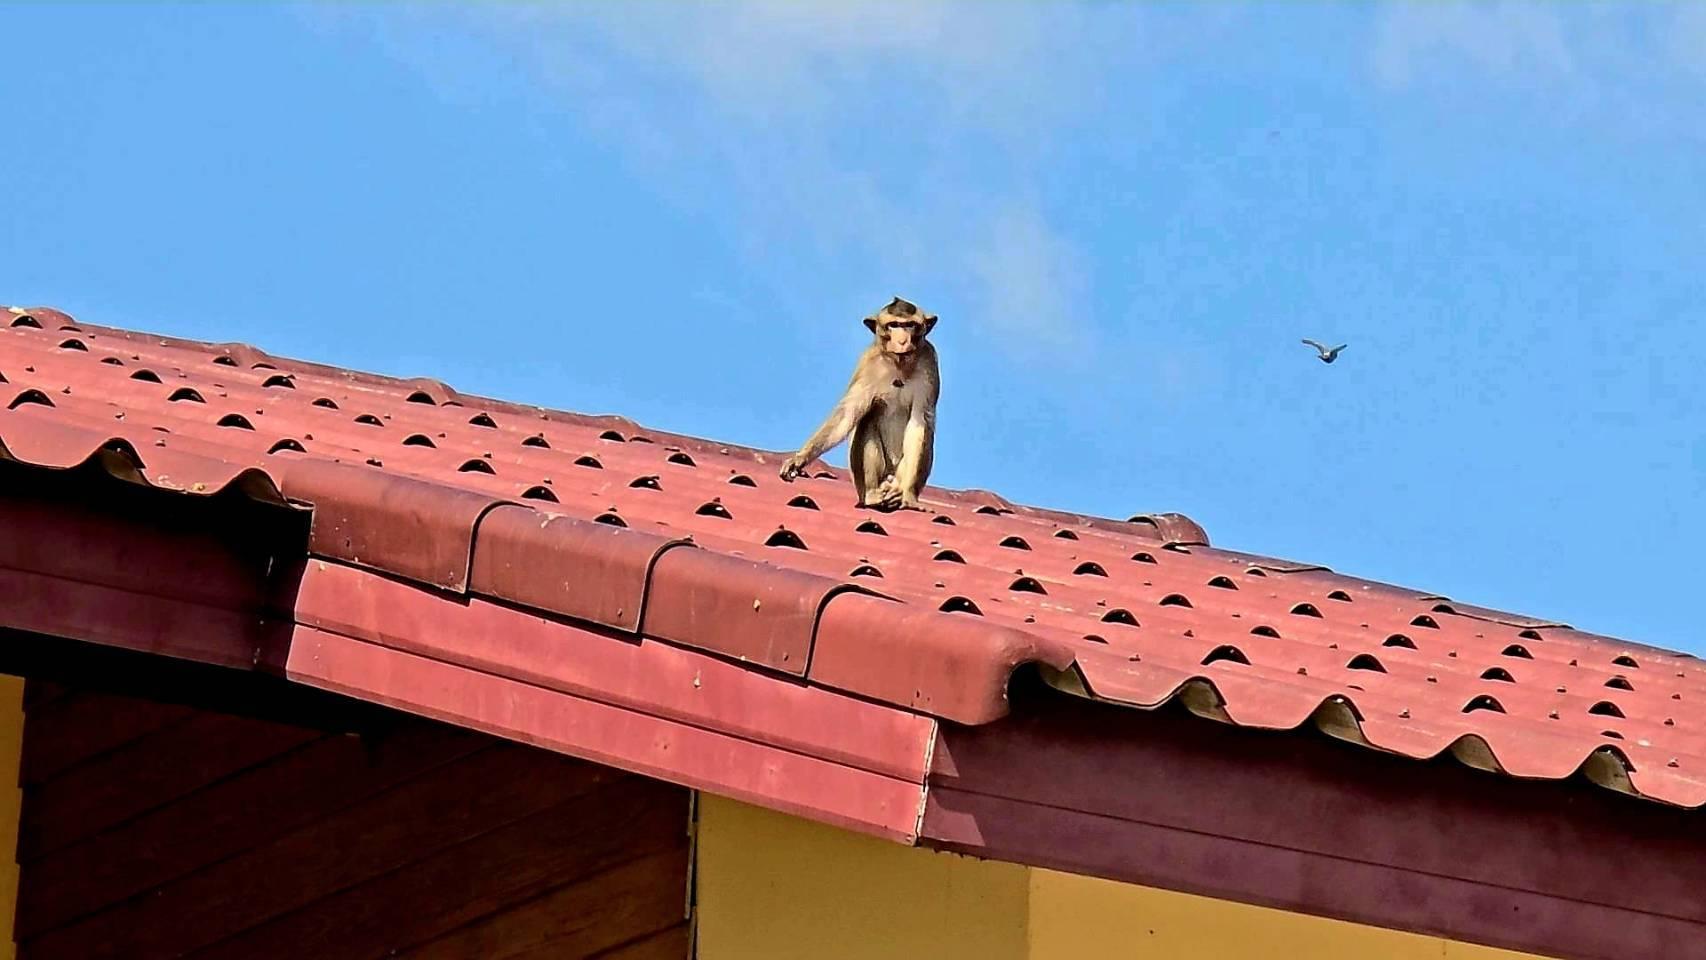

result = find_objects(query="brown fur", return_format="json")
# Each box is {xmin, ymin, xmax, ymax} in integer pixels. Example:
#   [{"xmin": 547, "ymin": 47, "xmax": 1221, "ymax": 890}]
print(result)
[{"xmin": 779, "ymin": 297, "xmax": 940, "ymax": 510}]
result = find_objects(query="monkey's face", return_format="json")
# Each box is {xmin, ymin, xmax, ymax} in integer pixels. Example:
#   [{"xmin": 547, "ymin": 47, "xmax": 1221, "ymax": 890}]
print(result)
[{"xmin": 865, "ymin": 298, "xmax": 937, "ymax": 367}]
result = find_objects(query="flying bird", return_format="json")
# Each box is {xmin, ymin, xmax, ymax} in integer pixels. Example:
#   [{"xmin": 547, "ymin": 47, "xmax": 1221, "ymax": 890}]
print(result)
[{"xmin": 1301, "ymin": 339, "xmax": 1346, "ymax": 364}]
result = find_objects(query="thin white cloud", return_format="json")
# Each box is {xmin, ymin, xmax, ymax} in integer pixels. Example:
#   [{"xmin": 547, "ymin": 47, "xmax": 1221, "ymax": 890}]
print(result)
[
  {"xmin": 1671, "ymin": 3, "xmax": 1706, "ymax": 76},
  {"xmin": 964, "ymin": 202, "xmax": 1090, "ymax": 347},
  {"xmin": 1372, "ymin": 1, "xmax": 1573, "ymax": 88},
  {"xmin": 316, "ymin": 2, "xmax": 1139, "ymax": 355},
  {"xmin": 1365, "ymin": 2, "xmax": 1706, "ymax": 151},
  {"xmin": 1371, "ymin": 2, "xmax": 1706, "ymax": 92},
  {"xmin": 528, "ymin": 1, "xmax": 1127, "ymax": 134}
]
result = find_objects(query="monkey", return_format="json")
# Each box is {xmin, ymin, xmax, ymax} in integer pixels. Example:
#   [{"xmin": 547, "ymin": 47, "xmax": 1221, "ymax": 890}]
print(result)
[{"xmin": 779, "ymin": 296, "xmax": 940, "ymax": 511}]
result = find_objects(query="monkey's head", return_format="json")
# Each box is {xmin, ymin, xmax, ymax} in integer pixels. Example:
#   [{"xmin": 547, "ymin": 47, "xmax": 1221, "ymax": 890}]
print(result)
[{"xmin": 865, "ymin": 296, "xmax": 937, "ymax": 366}]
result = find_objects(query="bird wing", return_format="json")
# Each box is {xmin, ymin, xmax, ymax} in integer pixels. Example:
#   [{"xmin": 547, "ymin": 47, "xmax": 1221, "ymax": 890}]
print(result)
[
  {"xmin": 1332, "ymin": 343, "xmax": 1347, "ymax": 353},
  {"xmin": 1301, "ymin": 338, "xmax": 1325, "ymax": 351}
]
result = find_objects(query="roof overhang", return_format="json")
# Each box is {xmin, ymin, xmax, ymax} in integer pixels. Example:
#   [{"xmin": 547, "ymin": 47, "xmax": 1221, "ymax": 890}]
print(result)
[
  {"xmin": 4, "ymin": 460, "xmax": 1704, "ymax": 960},
  {"xmin": 925, "ymin": 689, "xmax": 1705, "ymax": 959}
]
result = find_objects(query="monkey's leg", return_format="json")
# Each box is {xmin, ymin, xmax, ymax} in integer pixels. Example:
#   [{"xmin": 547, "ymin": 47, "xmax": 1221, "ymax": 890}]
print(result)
[
  {"xmin": 851, "ymin": 426, "xmax": 899, "ymax": 508},
  {"xmin": 892, "ymin": 416, "xmax": 934, "ymax": 510}
]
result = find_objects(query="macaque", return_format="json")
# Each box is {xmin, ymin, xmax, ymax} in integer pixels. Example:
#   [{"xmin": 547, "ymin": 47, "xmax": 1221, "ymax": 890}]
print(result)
[{"xmin": 779, "ymin": 297, "xmax": 940, "ymax": 511}]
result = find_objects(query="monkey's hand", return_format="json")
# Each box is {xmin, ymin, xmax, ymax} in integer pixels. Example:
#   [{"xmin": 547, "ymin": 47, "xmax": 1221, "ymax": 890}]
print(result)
[{"xmin": 778, "ymin": 455, "xmax": 809, "ymax": 482}]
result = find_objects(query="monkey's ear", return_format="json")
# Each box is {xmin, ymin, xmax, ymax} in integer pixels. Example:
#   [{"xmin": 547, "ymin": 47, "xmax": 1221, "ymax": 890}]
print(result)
[
  {"xmin": 923, "ymin": 313, "xmax": 938, "ymax": 335},
  {"xmin": 864, "ymin": 314, "xmax": 879, "ymax": 333}
]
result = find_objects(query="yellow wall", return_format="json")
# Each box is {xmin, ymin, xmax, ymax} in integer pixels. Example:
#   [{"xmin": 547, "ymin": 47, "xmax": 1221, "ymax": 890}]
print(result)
[
  {"xmin": 694, "ymin": 792, "xmax": 1029, "ymax": 960},
  {"xmin": 694, "ymin": 793, "xmax": 1549, "ymax": 960},
  {"xmin": 0, "ymin": 675, "xmax": 22, "ymax": 960},
  {"xmin": 1027, "ymin": 868, "xmax": 1541, "ymax": 960}
]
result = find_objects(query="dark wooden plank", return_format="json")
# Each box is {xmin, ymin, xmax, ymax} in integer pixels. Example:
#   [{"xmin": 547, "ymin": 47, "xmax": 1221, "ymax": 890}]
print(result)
[
  {"xmin": 23, "ymin": 745, "xmax": 623, "ymax": 960},
  {"xmin": 20, "ymin": 691, "xmax": 193, "ymax": 786},
  {"xmin": 398, "ymin": 850, "xmax": 691, "ymax": 960},
  {"xmin": 189, "ymin": 777, "xmax": 689, "ymax": 960},
  {"xmin": 587, "ymin": 925, "xmax": 691, "ymax": 960},
  {"xmin": 19, "ymin": 710, "xmax": 320, "ymax": 862},
  {"xmin": 16, "ymin": 718, "xmax": 486, "ymax": 939},
  {"xmin": 21, "ymin": 679, "xmax": 70, "ymax": 710},
  {"xmin": 0, "ymin": 629, "xmax": 400, "ymax": 735}
]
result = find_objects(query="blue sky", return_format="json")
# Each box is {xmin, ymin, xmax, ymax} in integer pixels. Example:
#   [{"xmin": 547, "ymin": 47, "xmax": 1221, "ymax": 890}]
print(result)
[{"xmin": 4, "ymin": 3, "xmax": 1704, "ymax": 650}]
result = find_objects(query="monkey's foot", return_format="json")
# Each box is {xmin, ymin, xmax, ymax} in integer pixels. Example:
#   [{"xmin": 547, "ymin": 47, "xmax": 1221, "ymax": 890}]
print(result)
[
  {"xmin": 856, "ymin": 474, "xmax": 912, "ymax": 510},
  {"xmin": 872, "ymin": 476, "xmax": 904, "ymax": 506}
]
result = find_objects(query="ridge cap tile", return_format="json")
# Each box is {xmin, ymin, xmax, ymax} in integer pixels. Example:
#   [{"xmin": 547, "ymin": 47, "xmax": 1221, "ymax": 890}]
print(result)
[
  {"xmin": 811, "ymin": 592, "xmax": 1077, "ymax": 725},
  {"xmin": 470, "ymin": 503, "xmax": 691, "ymax": 633},
  {"xmin": 640, "ymin": 546, "xmax": 874, "ymax": 676},
  {"xmin": 276, "ymin": 457, "xmax": 514, "ymax": 592}
]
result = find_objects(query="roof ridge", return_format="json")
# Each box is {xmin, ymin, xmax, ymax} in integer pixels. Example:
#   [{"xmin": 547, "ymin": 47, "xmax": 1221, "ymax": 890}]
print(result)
[{"xmin": 9, "ymin": 304, "xmax": 1204, "ymax": 545}]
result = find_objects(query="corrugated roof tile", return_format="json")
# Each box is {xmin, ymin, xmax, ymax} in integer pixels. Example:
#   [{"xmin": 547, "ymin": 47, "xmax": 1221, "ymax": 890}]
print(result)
[{"xmin": 6, "ymin": 305, "xmax": 1706, "ymax": 808}]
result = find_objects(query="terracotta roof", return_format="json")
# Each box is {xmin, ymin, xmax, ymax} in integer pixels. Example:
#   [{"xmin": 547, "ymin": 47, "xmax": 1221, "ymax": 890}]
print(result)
[{"xmin": 4, "ymin": 302, "xmax": 1705, "ymax": 812}]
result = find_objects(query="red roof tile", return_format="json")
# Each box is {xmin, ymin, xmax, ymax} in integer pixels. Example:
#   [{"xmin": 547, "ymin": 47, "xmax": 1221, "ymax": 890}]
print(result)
[{"xmin": 5, "ymin": 303, "xmax": 1706, "ymax": 810}]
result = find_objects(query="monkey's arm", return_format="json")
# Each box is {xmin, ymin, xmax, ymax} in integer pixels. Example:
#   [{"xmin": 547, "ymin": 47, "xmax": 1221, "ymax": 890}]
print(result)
[{"xmin": 780, "ymin": 380, "xmax": 869, "ymax": 481}]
